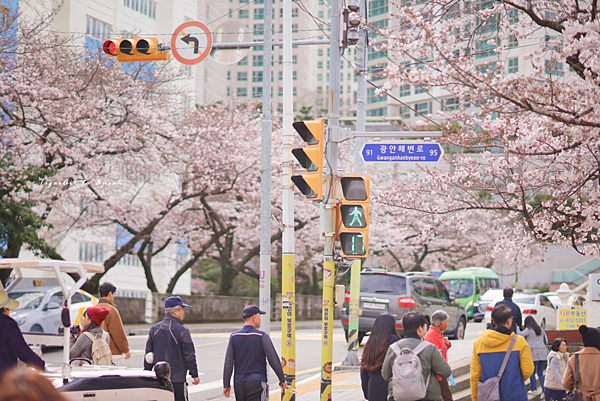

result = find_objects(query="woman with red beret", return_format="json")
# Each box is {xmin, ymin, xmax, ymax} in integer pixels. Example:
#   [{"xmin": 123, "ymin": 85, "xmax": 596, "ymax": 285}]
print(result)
[{"xmin": 69, "ymin": 306, "xmax": 110, "ymax": 362}]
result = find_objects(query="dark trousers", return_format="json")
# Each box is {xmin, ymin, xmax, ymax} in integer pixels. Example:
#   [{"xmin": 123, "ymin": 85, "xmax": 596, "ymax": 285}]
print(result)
[
  {"xmin": 234, "ymin": 380, "xmax": 268, "ymax": 401},
  {"xmin": 173, "ymin": 382, "xmax": 188, "ymax": 401},
  {"xmin": 545, "ymin": 388, "xmax": 567, "ymax": 401},
  {"xmin": 440, "ymin": 378, "xmax": 453, "ymax": 401}
]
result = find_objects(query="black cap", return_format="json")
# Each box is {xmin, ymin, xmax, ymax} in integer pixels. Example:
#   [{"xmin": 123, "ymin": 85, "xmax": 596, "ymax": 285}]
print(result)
[
  {"xmin": 579, "ymin": 325, "xmax": 600, "ymax": 348},
  {"xmin": 243, "ymin": 305, "xmax": 266, "ymax": 319}
]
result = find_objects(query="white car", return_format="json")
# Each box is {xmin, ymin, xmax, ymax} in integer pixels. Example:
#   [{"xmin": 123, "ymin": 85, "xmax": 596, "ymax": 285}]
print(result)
[
  {"xmin": 484, "ymin": 292, "xmax": 558, "ymax": 329},
  {"xmin": 544, "ymin": 292, "xmax": 586, "ymax": 309}
]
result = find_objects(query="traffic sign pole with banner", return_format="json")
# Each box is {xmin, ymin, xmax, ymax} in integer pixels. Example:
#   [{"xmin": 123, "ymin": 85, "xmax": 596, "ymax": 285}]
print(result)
[{"xmin": 171, "ymin": 21, "xmax": 213, "ymax": 65}]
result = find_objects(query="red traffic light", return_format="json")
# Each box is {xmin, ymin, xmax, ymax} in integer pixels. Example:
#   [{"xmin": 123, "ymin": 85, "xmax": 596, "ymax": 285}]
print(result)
[{"xmin": 103, "ymin": 40, "xmax": 118, "ymax": 57}]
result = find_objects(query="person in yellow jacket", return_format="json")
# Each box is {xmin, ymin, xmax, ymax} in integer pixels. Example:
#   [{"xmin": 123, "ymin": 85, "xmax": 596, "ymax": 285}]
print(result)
[{"xmin": 471, "ymin": 304, "xmax": 535, "ymax": 401}]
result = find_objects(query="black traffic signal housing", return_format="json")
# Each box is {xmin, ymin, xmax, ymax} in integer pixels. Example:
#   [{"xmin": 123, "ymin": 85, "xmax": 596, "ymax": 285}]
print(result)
[
  {"xmin": 103, "ymin": 38, "xmax": 171, "ymax": 62},
  {"xmin": 291, "ymin": 119, "xmax": 325, "ymax": 201},
  {"xmin": 336, "ymin": 175, "xmax": 370, "ymax": 258}
]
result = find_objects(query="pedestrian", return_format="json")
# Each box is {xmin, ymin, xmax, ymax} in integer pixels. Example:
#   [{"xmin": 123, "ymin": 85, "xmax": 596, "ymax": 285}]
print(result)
[
  {"xmin": 424, "ymin": 310, "xmax": 453, "ymax": 401},
  {"xmin": 494, "ymin": 288, "xmax": 522, "ymax": 333},
  {"xmin": 470, "ymin": 304, "xmax": 534, "ymax": 401},
  {"xmin": 521, "ymin": 315, "xmax": 548, "ymax": 395},
  {"xmin": 360, "ymin": 314, "xmax": 401, "ymax": 401},
  {"xmin": 0, "ymin": 368, "xmax": 69, "ymax": 401},
  {"xmin": 544, "ymin": 338, "xmax": 568, "ymax": 401},
  {"xmin": 0, "ymin": 290, "xmax": 45, "ymax": 376},
  {"xmin": 562, "ymin": 325, "xmax": 600, "ymax": 401},
  {"xmin": 382, "ymin": 311, "xmax": 452, "ymax": 401},
  {"xmin": 144, "ymin": 296, "xmax": 199, "ymax": 401},
  {"xmin": 98, "ymin": 282, "xmax": 131, "ymax": 359},
  {"xmin": 223, "ymin": 305, "xmax": 287, "ymax": 400},
  {"xmin": 69, "ymin": 306, "xmax": 111, "ymax": 362}
]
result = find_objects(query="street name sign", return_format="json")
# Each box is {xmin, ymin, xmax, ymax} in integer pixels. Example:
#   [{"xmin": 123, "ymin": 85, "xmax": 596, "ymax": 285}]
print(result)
[{"xmin": 361, "ymin": 142, "xmax": 444, "ymax": 163}]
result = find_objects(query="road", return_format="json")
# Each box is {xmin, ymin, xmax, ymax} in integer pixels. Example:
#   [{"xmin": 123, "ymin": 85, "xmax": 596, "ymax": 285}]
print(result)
[{"xmin": 41, "ymin": 321, "xmax": 487, "ymax": 400}]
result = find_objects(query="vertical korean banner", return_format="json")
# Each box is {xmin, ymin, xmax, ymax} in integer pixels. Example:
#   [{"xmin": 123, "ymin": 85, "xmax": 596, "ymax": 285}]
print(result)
[
  {"xmin": 320, "ymin": 260, "xmax": 335, "ymax": 400},
  {"xmin": 281, "ymin": 254, "xmax": 296, "ymax": 400}
]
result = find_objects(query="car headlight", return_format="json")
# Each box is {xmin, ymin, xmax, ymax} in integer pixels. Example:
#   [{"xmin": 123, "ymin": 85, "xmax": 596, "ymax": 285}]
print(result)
[
  {"xmin": 16, "ymin": 317, "xmax": 27, "ymax": 326},
  {"xmin": 466, "ymin": 300, "xmax": 473, "ymax": 310}
]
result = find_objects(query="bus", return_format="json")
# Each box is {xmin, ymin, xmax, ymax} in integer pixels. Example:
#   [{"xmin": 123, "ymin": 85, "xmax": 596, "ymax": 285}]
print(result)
[{"xmin": 439, "ymin": 267, "xmax": 500, "ymax": 320}]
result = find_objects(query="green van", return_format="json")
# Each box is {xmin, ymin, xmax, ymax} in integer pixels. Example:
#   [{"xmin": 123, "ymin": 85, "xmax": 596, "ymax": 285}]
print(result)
[{"xmin": 439, "ymin": 267, "xmax": 500, "ymax": 320}]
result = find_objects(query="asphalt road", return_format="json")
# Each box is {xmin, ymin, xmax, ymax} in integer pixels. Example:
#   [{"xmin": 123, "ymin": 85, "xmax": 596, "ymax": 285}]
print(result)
[{"xmin": 42, "ymin": 321, "xmax": 486, "ymax": 401}]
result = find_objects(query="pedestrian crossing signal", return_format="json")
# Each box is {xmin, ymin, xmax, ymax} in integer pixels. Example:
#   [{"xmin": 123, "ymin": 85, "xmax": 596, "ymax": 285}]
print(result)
[{"xmin": 336, "ymin": 175, "xmax": 370, "ymax": 258}]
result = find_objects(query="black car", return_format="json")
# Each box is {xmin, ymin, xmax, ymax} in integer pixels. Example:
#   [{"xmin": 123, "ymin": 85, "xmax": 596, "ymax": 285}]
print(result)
[{"xmin": 341, "ymin": 269, "xmax": 468, "ymax": 344}]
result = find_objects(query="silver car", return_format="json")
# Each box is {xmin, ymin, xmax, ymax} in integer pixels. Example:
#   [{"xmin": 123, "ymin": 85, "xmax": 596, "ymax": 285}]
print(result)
[{"xmin": 8, "ymin": 286, "xmax": 98, "ymax": 334}]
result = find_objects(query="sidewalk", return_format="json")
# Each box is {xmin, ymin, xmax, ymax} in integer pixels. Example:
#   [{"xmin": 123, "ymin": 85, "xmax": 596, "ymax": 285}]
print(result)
[{"xmin": 124, "ymin": 320, "xmax": 341, "ymax": 336}]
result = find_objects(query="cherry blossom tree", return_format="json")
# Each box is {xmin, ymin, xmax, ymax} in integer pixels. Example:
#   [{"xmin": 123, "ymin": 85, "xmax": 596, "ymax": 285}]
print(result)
[{"xmin": 369, "ymin": 0, "xmax": 600, "ymax": 260}]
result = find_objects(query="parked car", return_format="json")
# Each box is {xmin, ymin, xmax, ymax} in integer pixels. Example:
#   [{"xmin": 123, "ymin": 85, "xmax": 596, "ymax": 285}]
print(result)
[
  {"xmin": 341, "ymin": 269, "xmax": 468, "ymax": 344},
  {"xmin": 472, "ymin": 288, "xmax": 504, "ymax": 322},
  {"xmin": 439, "ymin": 267, "xmax": 500, "ymax": 320},
  {"xmin": 544, "ymin": 292, "xmax": 586, "ymax": 309},
  {"xmin": 484, "ymin": 292, "xmax": 557, "ymax": 329},
  {"xmin": 8, "ymin": 286, "xmax": 98, "ymax": 334}
]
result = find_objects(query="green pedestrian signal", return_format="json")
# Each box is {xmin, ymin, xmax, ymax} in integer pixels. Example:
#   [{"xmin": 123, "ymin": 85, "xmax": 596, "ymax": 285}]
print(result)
[
  {"xmin": 339, "ymin": 233, "xmax": 366, "ymax": 256},
  {"xmin": 340, "ymin": 205, "xmax": 366, "ymax": 228},
  {"xmin": 336, "ymin": 175, "xmax": 370, "ymax": 258}
]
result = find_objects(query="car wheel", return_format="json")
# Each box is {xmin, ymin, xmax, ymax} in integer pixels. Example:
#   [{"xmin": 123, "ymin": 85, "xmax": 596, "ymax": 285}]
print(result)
[
  {"xmin": 453, "ymin": 317, "xmax": 466, "ymax": 340},
  {"xmin": 540, "ymin": 318, "xmax": 546, "ymax": 330},
  {"xmin": 30, "ymin": 325, "xmax": 44, "ymax": 333},
  {"xmin": 358, "ymin": 331, "xmax": 366, "ymax": 345}
]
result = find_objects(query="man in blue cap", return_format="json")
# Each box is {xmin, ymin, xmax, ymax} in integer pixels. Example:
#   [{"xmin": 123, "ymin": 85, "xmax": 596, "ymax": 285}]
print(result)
[
  {"xmin": 223, "ymin": 305, "xmax": 287, "ymax": 400},
  {"xmin": 144, "ymin": 296, "xmax": 199, "ymax": 401}
]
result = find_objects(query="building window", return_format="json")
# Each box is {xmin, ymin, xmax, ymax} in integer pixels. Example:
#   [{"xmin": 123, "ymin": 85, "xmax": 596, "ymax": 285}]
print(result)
[
  {"xmin": 86, "ymin": 16, "xmax": 111, "ymax": 40},
  {"xmin": 545, "ymin": 60, "xmax": 563, "ymax": 76},
  {"xmin": 369, "ymin": 0, "xmax": 388, "ymax": 17},
  {"xmin": 252, "ymin": 86, "xmax": 263, "ymax": 98},
  {"xmin": 370, "ymin": 107, "xmax": 386, "ymax": 116},
  {"xmin": 508, "ymin": 9, "xmax": 518, "ymax": 24},
  {"xmin": 508, "ymin": 35, "xmax": 518, "ymax": 48},
  {"xmin": 508, "ymin": 57, "xmax": 518, "ymax": 74},
  {"xmin": 443, "ymin": 97, "xmax": 458, "ymax": 111},
  {"xmin": 475, "ymin": 37, "xmax": 498, "ymax": 59},
  {"xmin": 293, "ymin": 87, "xmax": 297, "ymax": 96},
  {"xmin": 367, "ymin": 87, "xmax": 385, "ymax": 104},
  {"xmin": 371, "ymin": 19, "xmax": 388, "ymax": 30},
  {"xmin": 278, "ymin": 87, "xmax": 283, "ymax": 96},
  {"xmin": 253, "ymin": 71, "xmax": 263, "ymax": 82},
  {"xmin": 254, "ymin": 8, "xmax": 264, "ymax": 19},
  {"xmin": 237, "ymin": 87, "xmax": 248, "ymax": 97},
  {"xmin": 237, "ymin": 72, "xmax": 248, "ymax": 81},
  {"xmin": 318, "ymin": 61, "xmax": 323, "ymax": 69},
  {"xmin": 368, "ymin": 46, "xmax": 386, "ymax": 60},
  {"xmin": 292, "ymin": 55, "xmax": 297, "ymax": 64},
  {"xmin": 317, "ymin": 73, "xmax": 323, "ymax": 81},
  {"xmin": 79, "ymin": 242, "xmax": 104, "ymax": 263},
  {"xmin": 253, "ymin": 24, "xmax": 264, "ymax": 35},
  {"xmin": 415, "ymin": 85, "xmax": 427, "ymax": 94},
  {"xmin": 293, "ymin": 71, "xmax": 297, "ymax": 80},
  {"xmin": 278, "ymin": 70, "xmax": 282, "ymax": 80},
  {"xmin": 253, "ymin": 55, "xmax": 263, "ymax": 67},
  {"xmin": 414, "ymin": 101, "xmax": 431, "ymax": 117},
  {"xmin": 123, "ymin": 0, "xmax": 156, "ymax": 19},
  {"xmin": 400, "ymin": 106, "xmax": 411, "ymax": 119},
  {"xmin": 239, "ymin": 9, "xmax": 249, "ymax": 19},
  {"xmin": 227, "ymin": 87, "xmax": 231, "ymax": 96},
  {"xmin": 227, "ymin": 71, "xmax": 231, "ymax": 81},
  {"xmin": 292, "ymin": 8, "xmax": 298, "ymax": 17},
  {"xmin": 318, "ymin": 49, "xmax": 323, "ymax": 57},
  {"xmin": 239, "ymin": 56, "xmax": 248, "ymax": 65},
  {"xmin": 399, "ymin": 85, "xmax": 411, "ymax": 97}
]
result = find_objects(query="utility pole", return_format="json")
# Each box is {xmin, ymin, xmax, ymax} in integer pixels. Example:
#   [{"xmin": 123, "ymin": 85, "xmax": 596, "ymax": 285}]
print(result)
[
  {"xmin": 281, "ymin": 0, "xmax": 296, "ymax": 399},
  {"xmin": 259, "ymin": 0, "xmax": 273, "ymax": 337},
  {"xmin": 342, "ymin": 0, "xmax": 368, "ymax": 368},
  {"xmin": 320, "ymin": 0, "xmax": 342, "ymax": 399}
]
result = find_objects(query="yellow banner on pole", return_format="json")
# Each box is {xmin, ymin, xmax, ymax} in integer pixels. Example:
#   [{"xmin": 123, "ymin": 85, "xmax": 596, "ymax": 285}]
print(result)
[
  {"xmin": 320, "ymin": 260, "xmax": 335, "ymax": 401},
  {"xmin": 281, "ymin": 254, "xmax": 296, "ymax": 401}
]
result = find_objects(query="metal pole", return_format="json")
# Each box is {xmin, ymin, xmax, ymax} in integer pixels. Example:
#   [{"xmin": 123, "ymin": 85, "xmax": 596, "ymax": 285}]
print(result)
[
  {"xmin": 342, "ymin": 0, "xmax": 369, "ymax": 368},
  {"xmin": 259, "ymin": 0, "xmax": 273, "ymax": 338},
  {"xmin": 281, "ymin": 0, "xmax": 296, "ymax": 399},
  {"xmin": 321, "ymin": 0, "xmax": 341, "ymax": 399},
  {"xmin": 212, "ymin": 38, "xmax": 330, "ymax": 49}
]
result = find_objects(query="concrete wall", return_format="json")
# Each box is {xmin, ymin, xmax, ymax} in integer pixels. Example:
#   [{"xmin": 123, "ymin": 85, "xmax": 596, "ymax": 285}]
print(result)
[
  {"xmin": 114, "ymin": 297, "xmax": 146, "ymax": 324},
  {"xmin": 150, "ymin": 294, "xmax": 329, "ymax": 323}
]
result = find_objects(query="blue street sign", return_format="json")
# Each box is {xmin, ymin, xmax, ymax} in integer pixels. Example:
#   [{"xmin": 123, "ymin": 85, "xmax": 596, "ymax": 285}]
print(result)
[{"xmin": 361, "ymin": 142, "xmax": 444, "ymax": 163}]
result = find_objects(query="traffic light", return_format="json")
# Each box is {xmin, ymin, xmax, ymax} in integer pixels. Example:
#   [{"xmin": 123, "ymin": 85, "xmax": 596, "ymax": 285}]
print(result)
[
  {"xmin": 336, "ymin": 175, "xmax": 370, "ymax": 258},
  {"xmin": 291, "ymin": 119, "xmax": 325, "ymax": 201},
  {"xmin": 102, "ymin": 38, "xmax": 171, "ymax": 62}
]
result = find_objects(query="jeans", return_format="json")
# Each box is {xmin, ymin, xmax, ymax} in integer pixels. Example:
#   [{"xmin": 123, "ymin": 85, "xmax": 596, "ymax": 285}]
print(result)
[{"xmin": 530, "ymin": 360, "xmax": 547, "ymax": 392}]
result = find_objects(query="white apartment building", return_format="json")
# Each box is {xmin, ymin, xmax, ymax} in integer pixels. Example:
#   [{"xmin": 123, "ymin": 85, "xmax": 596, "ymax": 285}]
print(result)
[{"xmin": 16, "ymin": 0, "xmax": 197, "ymax": 304}]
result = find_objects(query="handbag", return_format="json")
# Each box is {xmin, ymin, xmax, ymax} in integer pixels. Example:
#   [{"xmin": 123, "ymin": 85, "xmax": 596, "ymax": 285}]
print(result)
[
  {"xmin": 477, "ymin": 334, "xmax": 517, "ymax": 401},
  {"xmin": 565, "ymin": 354, "xmax": 583, "ymax": 401}
]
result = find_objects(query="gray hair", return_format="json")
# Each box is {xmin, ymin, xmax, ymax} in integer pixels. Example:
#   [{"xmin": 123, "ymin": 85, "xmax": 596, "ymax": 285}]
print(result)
[
  {"xmin": 165, "ymin": 305, "xmax": 181, "ymax": 316},
  {"xmin": 431, "ymin": 310, "xmax": 449, "ymax": 327}
]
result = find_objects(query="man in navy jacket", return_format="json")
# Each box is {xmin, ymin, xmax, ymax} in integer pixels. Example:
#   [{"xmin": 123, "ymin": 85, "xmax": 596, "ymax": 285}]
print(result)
[
  {"xmin": 495, "ymin": 288, "xmax": 522, "ymax": 334},
  {"xmin": 223, "ymin": 305, "xmax": 287, "ymax": 400},
  {"xmin": 144, "ymin": 296, "xmax": 199, "ymax": 401},
  {"xmin": 0, "ymin": 290, "xmax": 45, "ymax": 376}
]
